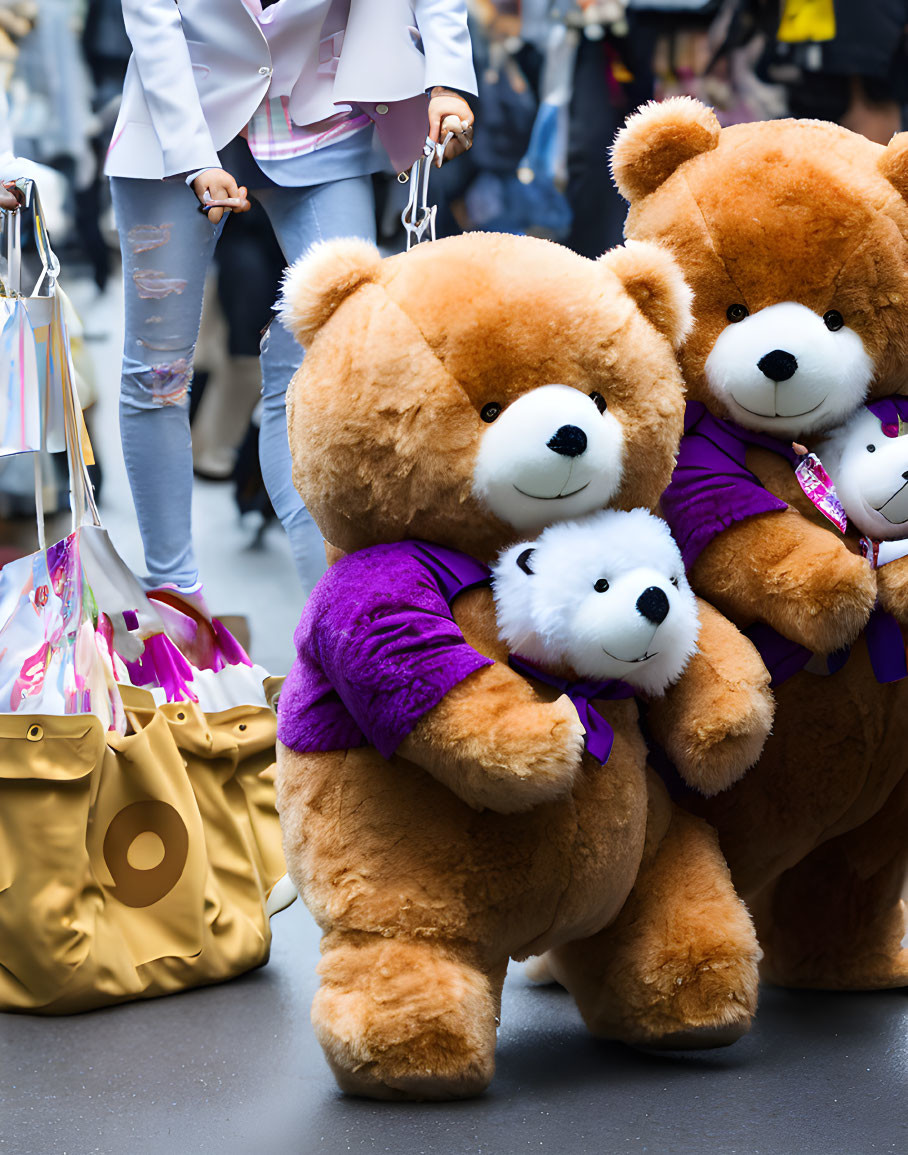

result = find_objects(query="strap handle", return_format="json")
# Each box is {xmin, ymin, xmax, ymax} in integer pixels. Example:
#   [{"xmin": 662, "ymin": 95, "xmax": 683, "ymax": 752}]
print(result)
[
  {"xmin": 400, "ymin": 132, "xmax": 454, "ymax": 251},
  {"xmin": 2, "ymin": 178, "xmax": 60, "ymax": 299}
]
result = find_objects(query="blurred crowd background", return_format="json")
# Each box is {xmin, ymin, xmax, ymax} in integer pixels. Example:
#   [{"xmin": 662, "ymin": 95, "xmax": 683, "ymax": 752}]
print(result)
[{"xmin": 1, "ymin": 0, "xmax": 907, "ymax": 606}]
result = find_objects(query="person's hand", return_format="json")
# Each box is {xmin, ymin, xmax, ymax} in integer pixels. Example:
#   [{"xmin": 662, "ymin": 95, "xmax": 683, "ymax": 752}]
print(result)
[
  {"xmin": 428, "ymin": 88, "xmax": 474, "ymax": 165},
  {"xmin": 191, "ymin": 168, "xmax": 251, "ymax": 224},
  {"xmin": 0, "ymin": 182, "xmax": 22, "ymax": 211}
]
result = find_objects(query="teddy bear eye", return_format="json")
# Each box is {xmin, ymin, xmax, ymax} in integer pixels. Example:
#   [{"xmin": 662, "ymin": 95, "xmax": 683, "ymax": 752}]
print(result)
[
  {"xmin": 594, "ymin": 578, "xmax": 610, "ymax": 593},
  {"xmin": 670, "ymin": 576, "xmax": 679, "ymax": 587},
  {"xmin": 480, "ymin": 403, "xmax": 502, "ymax": 423},
  {"xmin": 726, "ymin": 304, "xmax": 749, "ymax": 323},
  {"xmin": 589, "ymin": 391, "xmax": 607, "ymax": 414},
  {"xmin": 867, "ymin": 444, "xmax": 877, "ymax": 453},
  {"xmin": 823, "ymin": 310, "xmax": 844, "ymax": 332}
]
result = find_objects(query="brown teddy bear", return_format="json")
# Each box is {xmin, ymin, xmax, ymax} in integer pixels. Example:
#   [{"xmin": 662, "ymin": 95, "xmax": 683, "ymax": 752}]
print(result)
[
  {"xmin": 274, "ymin": 232, "xmax": 773, "ymax": 1100},
  {"xmin": 613, "ymin": 97, "xmax": 908, "ymax": 990}
]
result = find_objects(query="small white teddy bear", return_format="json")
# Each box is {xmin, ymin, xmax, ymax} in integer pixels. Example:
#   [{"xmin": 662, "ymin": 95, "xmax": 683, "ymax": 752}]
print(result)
[
  {"xmin": 817, "ymin": 399, "xmax": 908, "ymax": 566},
  {"xmin": 491, "ymin": 508, "xmax": 700, "ymax": 698}
]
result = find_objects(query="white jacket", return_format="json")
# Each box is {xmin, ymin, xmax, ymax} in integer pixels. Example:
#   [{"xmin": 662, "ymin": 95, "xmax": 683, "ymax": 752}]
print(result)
[{"xmin": 105, "ymin": 0, "xmax": 476, "ymax": 180}]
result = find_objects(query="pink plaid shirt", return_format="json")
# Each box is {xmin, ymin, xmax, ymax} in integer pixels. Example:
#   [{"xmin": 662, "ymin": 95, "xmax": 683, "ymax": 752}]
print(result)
[
  {"xmin": 241, "ymin": 0, "xmax": 369, "ymax": 162},
  {"xmin": 243, "ymin": 100, "xmax": 370, "ymax": 162}
]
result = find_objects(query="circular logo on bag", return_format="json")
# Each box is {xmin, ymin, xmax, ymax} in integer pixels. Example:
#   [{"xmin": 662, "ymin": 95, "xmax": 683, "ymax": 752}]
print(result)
[
  {"xmin": 103, "ymin": 801, "xmax": 189, "ymax": 908},
  {"xmin": 34, "ymin": 585, "xmax": 49, "ymax": 607}
]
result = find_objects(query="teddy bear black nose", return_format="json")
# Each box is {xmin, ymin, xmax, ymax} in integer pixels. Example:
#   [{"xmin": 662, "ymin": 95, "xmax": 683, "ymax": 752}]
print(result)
[
  {"xmin": 757, "ymin": 349, "xmax": 798, "ymax": 382},
  {"xmin": 636, "ymin": 586, "xmax": 670, "ymax": 625},
  {"xmin": 547, "ymin": 425, "xmax": 588, "ymax": 457}
]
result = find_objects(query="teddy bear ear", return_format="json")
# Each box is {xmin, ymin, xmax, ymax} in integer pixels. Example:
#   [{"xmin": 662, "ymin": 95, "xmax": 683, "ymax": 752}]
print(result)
[
  {"xmin": 610, "ymin": 97, "xmax": 721, "ymax": 203},
  {"xmin": 879, "ymin": 132, "xmax": 908, "ymax": 203},
  {"xmin": 279, "ymin": 238, "xmax": 384, "ymax": 346},
  {"xmin": 600, "ymin": 240, "xmax": 694, "ymax": 348}
]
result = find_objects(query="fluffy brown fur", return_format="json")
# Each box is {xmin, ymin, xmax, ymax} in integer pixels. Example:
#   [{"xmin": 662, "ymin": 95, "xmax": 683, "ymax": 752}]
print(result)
[
  {"xmin": 276, "ymin": 233, "xmax": 768, "ymax": 1099},
  {"xmin": 616, "ymin": 98, "xmax": 908, "ymax": 990}
]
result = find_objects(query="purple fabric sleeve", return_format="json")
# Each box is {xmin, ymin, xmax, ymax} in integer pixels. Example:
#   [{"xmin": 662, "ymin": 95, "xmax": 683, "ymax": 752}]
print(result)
[
  {"xmin": 660, "ymin": 402, "xmax": 791, "ymax": 568},
  {"xmin": 277, "ymin": 542, "xmax": 494, "ymax": 758}
]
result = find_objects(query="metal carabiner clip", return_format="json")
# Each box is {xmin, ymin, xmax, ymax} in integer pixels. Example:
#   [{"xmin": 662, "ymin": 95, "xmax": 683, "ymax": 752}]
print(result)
[{"xmin": 400, "ymin": 132, "xmax": 454, "ymax": 251}]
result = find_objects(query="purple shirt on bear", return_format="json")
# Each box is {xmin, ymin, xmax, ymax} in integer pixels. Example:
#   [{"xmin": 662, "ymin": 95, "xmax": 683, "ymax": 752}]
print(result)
[{"xmin": 277, "ymin": 541, "xmax": 494, "ymax": 758}]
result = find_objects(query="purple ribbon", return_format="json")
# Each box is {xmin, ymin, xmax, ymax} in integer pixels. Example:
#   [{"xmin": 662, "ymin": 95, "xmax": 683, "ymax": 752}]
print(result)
[
  {"xmin": 864, "ymin": 607, "xmax": 908, "ymax": 683},
  {"xmin": 866, "ymin": 395, "xmax": 908, "ymax": 439},
  {"xmin": 745, "ymin": 608, "xmax": 906, "ymax": 687},
  {"xmin": 508, "ymin": 653, "xmax": 636, "ymax": 765}
]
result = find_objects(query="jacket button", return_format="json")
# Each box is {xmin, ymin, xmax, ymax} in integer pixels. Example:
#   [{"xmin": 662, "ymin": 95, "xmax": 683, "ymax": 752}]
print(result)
[
  {"xmin": 375, "ymin": 104, "xmax": 389, "ymax": 115},
  {"xmin": 259, "ymin": 66, "xmax": 272, "ymax": 76}
]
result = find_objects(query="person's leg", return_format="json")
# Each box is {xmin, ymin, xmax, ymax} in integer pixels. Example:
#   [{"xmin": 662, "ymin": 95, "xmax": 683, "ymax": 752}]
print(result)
[
  {"xmin": 255, "ymin": 175, "xmax": 376, "ymax": 591},
  {"xmin": 110, "ymin": 176, "xmax": 223, "ymax": 589}
]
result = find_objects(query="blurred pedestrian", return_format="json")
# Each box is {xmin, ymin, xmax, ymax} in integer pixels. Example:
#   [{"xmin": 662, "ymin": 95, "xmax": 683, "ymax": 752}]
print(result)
[
  {"xmin": 105, "ymin": 0, "xmax": 476, "ymax": 604},
  {"xmin": 757, "ymin": 0, "xmax": 908, "ymax": 142}
]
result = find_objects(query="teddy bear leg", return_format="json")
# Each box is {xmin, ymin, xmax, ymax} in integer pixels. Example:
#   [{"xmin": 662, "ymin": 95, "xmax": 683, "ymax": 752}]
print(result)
[
  {"xmin": 754, "ymin": 784, "xmax": 908, "ymax": 990},
  {"xmin": 545, "ymin": 806, "xmax": 760, "ymax": 1049},
  {"xmin": 311, "ymin": 930, "xmax": 506, "ymax": 1101}
]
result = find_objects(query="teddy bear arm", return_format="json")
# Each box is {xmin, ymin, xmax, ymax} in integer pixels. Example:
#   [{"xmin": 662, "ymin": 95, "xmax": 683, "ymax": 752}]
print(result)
[
  {"xmin": 690, "ymin": 508, "xmax": 877, "ymax": 653},
  {"xmin": 397, "ymin": 661, "xmax": 585, "ymax": 814},
  {"xmin": 873, "ymin": 555, "xmax": 908, "ymax": 624},
  {"xmin": 647, "ymin": 599, "xmax": 774, "ymax": 796}
]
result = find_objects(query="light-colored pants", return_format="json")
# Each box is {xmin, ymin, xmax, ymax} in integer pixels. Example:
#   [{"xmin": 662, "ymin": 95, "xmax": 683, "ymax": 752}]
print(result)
[{"xmin": 110, "ymin": 173, "xmax": 376, "ymax": 590}]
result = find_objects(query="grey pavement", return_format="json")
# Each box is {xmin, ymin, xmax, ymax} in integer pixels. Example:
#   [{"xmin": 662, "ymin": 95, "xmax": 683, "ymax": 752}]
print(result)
[
  {"xmin": 1, "ymin": 275, "xmax": 906, "ymax": 1155},
  {"xmin": 3, "ymin": 899, "xmax": 907, "ymax": 1155}
]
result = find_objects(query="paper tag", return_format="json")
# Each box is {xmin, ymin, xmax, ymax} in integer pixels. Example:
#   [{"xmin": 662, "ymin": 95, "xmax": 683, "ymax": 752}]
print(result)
[
  {"xmin": 861, "ymin": 536, "xmax": 908, "ymax": 568},
  {"xmin": 794, "ymin": 452, "xmax": 848, "ymax": 533}
]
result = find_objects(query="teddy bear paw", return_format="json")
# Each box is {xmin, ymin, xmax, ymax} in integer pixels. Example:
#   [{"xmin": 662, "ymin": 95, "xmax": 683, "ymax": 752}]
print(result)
[
  {"xmin": 597, "ymin": 950, "xmax": 760, "ymax": 1052},
  {"xmin": 312, "ymin": 936, "xmax": 499, "ymax": 1101},
  {"xmin": 774, "ymin": 544, "xmax": 877, "ymax": 654},
  {"xmin": 663, "ymin": 679, "xmax": 775, "ymax": 797},
  {"xmin": 512, "ymin": 694, "xmax": 587, "ymax": 801}
]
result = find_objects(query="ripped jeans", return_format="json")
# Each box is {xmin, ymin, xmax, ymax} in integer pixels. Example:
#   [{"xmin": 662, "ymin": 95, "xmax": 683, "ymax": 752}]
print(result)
[{"xmin": 110, "ymin": 173, "xmax": 376, "ymax": 590}]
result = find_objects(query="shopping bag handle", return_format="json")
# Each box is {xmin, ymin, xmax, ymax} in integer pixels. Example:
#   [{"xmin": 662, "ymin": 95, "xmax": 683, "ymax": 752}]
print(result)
[
  {"xmin": 399, "ymin": 132, "xmax": 453, "ymax": 251},
  {"xmin": 2, "ymin": 177, "xmax": 60, "ymax": 299}
]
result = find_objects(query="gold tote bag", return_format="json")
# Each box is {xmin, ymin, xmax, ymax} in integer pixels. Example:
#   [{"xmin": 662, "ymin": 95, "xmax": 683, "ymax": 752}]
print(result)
[{"xmin": 0, "ymin": 685, "xmax": 287, "ymax": 1013}]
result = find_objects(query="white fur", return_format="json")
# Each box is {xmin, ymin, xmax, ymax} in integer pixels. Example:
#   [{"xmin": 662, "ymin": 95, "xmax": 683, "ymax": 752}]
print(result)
[
  {"xmin": 706, "ymin": 302, "xmax": 873, "ymax": 438},
  {"xmin": 818, "ymin": 407, "xmax": 908, "ymax": 540},
  {"xmin": 491, "ymin": 509, "xmax": 700, "ymax": 695},
  {"xmin": 472, "ymin": 385, "xmax": 625, "ymax": 532}
]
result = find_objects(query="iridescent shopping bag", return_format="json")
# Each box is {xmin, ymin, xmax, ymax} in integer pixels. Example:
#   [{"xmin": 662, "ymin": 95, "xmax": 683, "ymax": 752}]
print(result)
[{"xmin": 0, "ymin": 179, "xmax": 68, "ymax": 456}]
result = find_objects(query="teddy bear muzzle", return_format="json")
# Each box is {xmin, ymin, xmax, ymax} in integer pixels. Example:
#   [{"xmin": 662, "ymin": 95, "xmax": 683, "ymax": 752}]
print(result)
[
  {"xmin": 705, "ymin": 302, "xmax": 874, "ymax": 438},
  {"xmin": 472, "ymin": 384, "xmax": 626, "ymax": 532}
]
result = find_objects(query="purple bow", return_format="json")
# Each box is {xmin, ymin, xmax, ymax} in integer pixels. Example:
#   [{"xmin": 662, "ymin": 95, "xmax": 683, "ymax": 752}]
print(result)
[
  {"xmin": 508, "ymin": 653, "xmax": 636, "ymax": 764},
  {"xmin": 866, "ymin": 395, "xmax": 908, "ymax": 439}
]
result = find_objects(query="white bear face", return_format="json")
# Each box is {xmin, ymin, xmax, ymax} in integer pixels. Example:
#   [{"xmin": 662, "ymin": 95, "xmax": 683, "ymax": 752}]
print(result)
[
  {"xmin": 818, "ymin": 407, "xmax": 908, "ymax": 540},
  {"xmin": 705, "ymin": 302, "xmax": 873, "ymax": 439},
  {"xmin": 491, "ymin": 508, "xmax": 700, "ymax": 695},
  {"xmin": 472, "ymin": 385, "xmax": 626, "ymax": 533}
]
